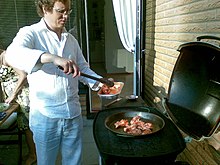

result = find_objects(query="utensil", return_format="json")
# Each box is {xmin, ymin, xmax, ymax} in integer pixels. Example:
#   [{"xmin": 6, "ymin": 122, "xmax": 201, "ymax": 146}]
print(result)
[
  {"xmin": 58, "ymin": 66, "xmax": 114, "ymax": 87},
  {"xmin": 104, "ymin": 97, "xmax": 122, "ymax": 107},
  {"xmin": 105, "ymin": 111, "xmax": 165, "ymax": 137},
  {"xmin": 126, "ymin": 94, "xmax": 138, "ymax": 100}
]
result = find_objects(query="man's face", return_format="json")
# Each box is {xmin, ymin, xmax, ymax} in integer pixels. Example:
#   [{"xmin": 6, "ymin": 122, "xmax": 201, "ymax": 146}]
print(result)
[{"xmin": 44, "ymin": 1, "xmax": 71, "ymax": 32}]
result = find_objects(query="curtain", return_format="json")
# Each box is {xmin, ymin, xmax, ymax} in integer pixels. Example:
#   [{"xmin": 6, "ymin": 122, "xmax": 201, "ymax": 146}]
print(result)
[
  {"xmin": 112, "ymin": 0, "xmax": 136, "ymax": 52},
  {"xmin": 112, "ymin": 0, "xmax": 141, "ymax": 96}
]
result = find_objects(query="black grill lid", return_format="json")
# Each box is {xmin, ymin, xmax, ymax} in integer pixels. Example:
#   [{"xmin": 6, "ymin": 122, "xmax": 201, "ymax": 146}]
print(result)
[{"xmin": 165, "ymin": 37, "xmax": 220, "ymax": 140}]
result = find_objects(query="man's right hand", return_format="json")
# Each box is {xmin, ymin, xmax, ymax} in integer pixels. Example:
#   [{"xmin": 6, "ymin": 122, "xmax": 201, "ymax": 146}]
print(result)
[{"xmin": 40, "ymin": 53, "xmax": 80, "ymax": 77}]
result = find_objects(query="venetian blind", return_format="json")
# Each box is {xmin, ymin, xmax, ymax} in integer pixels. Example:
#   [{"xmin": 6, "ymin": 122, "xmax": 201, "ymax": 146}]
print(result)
[
  {"xmin": 0, "ymin": 0, "xmax": 77, "ymax": 49},
  {"xmin": 0, "ymin": 0, "xmax": 39, "ymax": 49}
]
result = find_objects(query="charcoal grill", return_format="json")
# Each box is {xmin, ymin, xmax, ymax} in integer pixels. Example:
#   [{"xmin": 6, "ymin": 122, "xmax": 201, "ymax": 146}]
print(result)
[
  {"xmin": 93, "ymin": 106, "xmax": 186, "ymax": 165},
  {"xmin": 93, "ymin": 35, "xmax": 220, "ymax": 164}
]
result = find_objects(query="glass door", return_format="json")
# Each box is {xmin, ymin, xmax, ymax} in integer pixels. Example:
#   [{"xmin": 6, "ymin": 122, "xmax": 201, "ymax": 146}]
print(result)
[
  {"xmin": 72, "ymin": 0, "xmax": 105, "ymax": 117},
  {"xmin": 86, "ymin": 0, "xmax": 106, "ymax": 116},
  {"xmin": 73, "ymin": 0, "xmax": 142, "ymax": 117}
]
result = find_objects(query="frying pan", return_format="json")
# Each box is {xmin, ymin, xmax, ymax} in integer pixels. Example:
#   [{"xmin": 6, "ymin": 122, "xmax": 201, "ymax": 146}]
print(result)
[
  {"xmin": 58, "ymin": 66, "xmax": 114, "ymax": 87},
  {"xmin": 105, "ymin": 111, "xmax": 165, "ymax": 137}
]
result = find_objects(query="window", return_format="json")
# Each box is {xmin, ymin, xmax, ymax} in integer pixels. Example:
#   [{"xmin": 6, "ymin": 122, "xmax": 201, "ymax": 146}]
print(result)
[{"xmin": 0, "ymin": 0, "xmax": 77, "ymax": 49}]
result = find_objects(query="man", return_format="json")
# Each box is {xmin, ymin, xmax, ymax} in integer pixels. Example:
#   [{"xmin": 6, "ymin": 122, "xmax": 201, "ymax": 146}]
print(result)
[{"xmin": 6, "ymin": 0, "xmax": 107, "ymax": 164}]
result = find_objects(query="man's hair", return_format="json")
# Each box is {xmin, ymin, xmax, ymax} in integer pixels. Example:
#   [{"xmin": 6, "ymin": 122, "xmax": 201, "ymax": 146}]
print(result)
[{"xmin": 35, "ymin": 0, "xmax": 71, "ymax": 17}]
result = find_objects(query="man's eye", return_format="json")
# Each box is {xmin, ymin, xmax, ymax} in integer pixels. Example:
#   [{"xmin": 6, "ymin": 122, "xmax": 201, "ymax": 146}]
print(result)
[{"xmin": 58, "ymin": 9, "xmax": 65, "ymax": 13}]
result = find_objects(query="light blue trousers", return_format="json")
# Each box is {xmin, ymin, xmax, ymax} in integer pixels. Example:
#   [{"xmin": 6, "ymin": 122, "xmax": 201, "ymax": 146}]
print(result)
[{"xmin": 29, "ymin": 110, "xmax": 83, "ymax": 165}]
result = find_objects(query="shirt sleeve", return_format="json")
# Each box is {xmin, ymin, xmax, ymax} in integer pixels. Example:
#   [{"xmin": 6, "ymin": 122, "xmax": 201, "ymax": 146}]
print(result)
[
  {"xmin": 73, "ymin": 40, "xmax": 103, "ymax": 90},
  {"xmin": 5, "ymin": 26, "xmax": 44, "ymax": 74}
]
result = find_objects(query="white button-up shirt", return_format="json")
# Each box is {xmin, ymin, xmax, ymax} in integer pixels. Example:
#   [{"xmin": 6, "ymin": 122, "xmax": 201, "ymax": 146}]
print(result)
[{"xmin": 6, "ymin": 18, "xmax": 102, "ymax": 119}]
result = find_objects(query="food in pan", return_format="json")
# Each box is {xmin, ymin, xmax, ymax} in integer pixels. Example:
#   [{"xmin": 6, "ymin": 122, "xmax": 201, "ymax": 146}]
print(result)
[
  {"xmin": 101, "ymin": 84, "xmax": 111, "ymax": 94},
  {"xmin": 100, "ymin": 84, "xmax": 121, "ymax": 94},
  {"xmin": 98, "ymin": 82, "xmax": 124, "ymax": 97},
  {"xmin": 114, "ymin": 115, "xmax": 153, "ymax": 135}
]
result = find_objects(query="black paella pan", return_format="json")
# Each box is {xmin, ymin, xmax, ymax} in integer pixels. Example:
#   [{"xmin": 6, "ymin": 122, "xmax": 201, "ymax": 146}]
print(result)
[{"xmin": 105, "ymin": 111, "xmax": 165, "ymax": 137}]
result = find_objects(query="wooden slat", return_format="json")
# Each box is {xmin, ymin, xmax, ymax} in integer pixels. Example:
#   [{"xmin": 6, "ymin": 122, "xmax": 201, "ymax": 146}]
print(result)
[
  {"xmin": 176, "ymin": 136, "xmax": 220, "ymax": 165},
  {"xmin": 190, "ymin": 140, "xmax": 219, "ymax": 165}
]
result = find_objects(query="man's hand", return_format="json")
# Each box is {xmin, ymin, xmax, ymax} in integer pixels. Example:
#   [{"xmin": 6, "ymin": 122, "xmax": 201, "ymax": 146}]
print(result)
[
  {"xmin": 57, "ymin": 59, "xmax": 79, "ymax": 77},
  {"xmin": 40, "ymin": 53, "xmax": 80, "ymax": 77},
  {"xmin": 53, "ymin": 56, "xmax": 80, "ymax": 77}
]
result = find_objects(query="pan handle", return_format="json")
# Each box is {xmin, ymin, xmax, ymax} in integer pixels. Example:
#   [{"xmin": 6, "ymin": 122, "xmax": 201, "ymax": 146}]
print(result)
[{"xmin": 197, "ymin": 35, "xmax": 220, "ymax": 42}]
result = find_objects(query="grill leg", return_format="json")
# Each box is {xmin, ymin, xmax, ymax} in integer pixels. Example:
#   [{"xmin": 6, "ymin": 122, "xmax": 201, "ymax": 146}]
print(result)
[{"xmin": 99, "ymin": 155, "xmax": 102, "ymax": 165}]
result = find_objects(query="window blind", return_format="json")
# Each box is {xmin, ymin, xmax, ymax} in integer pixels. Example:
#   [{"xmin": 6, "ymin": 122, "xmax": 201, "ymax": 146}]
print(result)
[{"xmin": 0, "ymin": 0, "xmax": 77, "ymax": 49}]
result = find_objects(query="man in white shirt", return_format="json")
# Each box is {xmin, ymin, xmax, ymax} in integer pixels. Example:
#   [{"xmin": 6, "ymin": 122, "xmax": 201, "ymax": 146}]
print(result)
[{"xmin": 6, "ymin": 0, "xmax": 106, "ymax": 164}]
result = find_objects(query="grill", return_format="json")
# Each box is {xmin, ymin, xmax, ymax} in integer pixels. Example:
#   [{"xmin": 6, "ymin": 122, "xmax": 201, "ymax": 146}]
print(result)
[
  {"xmin": 93, "ymin": 35, "xmax": 220, "ymax": 164},
  {"xmin": 93, "ymin": 106, "xmax": 186, "ymax": 164}
]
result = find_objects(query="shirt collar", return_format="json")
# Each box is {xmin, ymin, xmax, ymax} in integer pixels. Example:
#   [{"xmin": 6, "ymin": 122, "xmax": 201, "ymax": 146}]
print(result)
[{"xmin": 39, "ymin": 18, "xmax": 68, "ymax": 36}]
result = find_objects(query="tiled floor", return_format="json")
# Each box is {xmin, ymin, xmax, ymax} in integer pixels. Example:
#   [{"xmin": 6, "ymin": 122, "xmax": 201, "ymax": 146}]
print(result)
[{"xmin": 81, "ymin": 116, "xmax": 99, "ymax": 165}]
